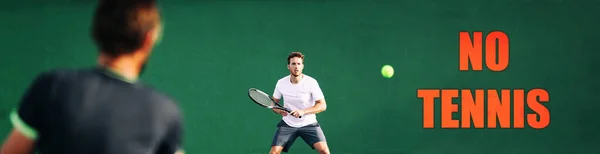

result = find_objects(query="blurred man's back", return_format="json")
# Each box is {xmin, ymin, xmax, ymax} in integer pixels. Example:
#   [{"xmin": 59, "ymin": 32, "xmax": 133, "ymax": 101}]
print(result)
[{"xmin": 1, "ymin": 0, "xmax": 183, "ymax": 154}]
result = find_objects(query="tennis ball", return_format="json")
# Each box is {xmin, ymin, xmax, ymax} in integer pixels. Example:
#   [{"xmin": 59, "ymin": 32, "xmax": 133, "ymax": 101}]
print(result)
[{"xmin": 381, "ymin": 65, "xmax": 394, "ymax": 78}]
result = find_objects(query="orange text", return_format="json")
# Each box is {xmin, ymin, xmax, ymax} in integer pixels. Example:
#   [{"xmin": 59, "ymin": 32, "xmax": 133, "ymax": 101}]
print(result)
[
  {"xmin": 417, "ymin": 89, "xmax": 550, "ymax": 129},
  {"xmin": 459, "ymin": 31, "xmax": 510, "ymax": 71}
]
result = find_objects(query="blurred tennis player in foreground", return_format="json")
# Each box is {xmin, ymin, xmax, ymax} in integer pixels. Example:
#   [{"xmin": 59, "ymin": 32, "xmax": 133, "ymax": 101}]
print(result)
[
  {"xmin": 269, "ymin": 52, "xmax": 330, "ymax": 154},
  {"xmin": 0, "ymin": 0, "xmax": 184, "ymax": 154}
]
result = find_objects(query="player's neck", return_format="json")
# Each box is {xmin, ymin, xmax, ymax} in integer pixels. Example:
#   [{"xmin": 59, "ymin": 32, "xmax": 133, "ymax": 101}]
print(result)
[
  {"xmin": 290, "ymin": 74, "xmax": 303, "ymax": 84},
  {"xmin": 98, "ymin": 54, "xmax": 142, "ymax": 81}
]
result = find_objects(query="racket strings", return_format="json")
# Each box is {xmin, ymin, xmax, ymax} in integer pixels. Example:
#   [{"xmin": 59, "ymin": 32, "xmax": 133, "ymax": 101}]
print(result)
[{"xmin": 249, "ymin": 91, "xmax": 274, "ymax": 107}]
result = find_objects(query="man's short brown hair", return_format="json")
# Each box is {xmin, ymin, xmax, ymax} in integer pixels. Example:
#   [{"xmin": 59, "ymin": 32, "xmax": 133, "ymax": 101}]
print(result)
[
  {"xmin": 287, "ymin": 52, "xmax": 305, "ymax": 64},
  {"xmin": 91, "ymin": 0, "xmax": 161, "ymax": 57}
]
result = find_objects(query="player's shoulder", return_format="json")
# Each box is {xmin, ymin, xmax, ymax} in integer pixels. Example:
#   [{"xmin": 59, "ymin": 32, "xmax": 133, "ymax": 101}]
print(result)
[
  {"xmin": 154, "ymin": 92, "xmax": 183, "ymax": 120},
  {"xmin": 276, "ymin": 75, "xmax": 291, "ymax": 84},
  {"xmin": 302, "ymin": 74, "xmax": 320, "ymax": 84},
  {"xmin": 131, "ymin": 85, "xmax": 182, "ymax": 123},
  {"xmin": 30, "ymin": 67, "xmax": 93, "ymax": 83},
  {"xmin": 45, "ymin": 66, "xmax": 118, "ymax": 78},
  {"xmin": 142, "ymin": 86, "xmax": 182, "ymax": 114}
]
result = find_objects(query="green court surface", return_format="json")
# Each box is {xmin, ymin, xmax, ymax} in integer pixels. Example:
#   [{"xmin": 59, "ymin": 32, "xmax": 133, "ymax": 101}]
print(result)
[{"xmin": 1, "ymin": 0, "xmax": 598, "ymax": 153}]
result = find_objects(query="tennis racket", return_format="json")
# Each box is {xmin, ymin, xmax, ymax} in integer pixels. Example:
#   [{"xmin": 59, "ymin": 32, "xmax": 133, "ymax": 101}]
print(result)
[{"xmin": 248, "ymin": 88, "xmax": 301, "ymax": 118}]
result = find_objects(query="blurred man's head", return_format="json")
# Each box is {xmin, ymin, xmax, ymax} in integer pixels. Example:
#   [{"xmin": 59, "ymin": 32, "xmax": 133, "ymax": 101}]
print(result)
[
  {"xmin": 92, "ymin": 0, "xmax": 162, "ymax": 75},
  {"xmin": 287, "ymin": 52, "xmax": 304, "ymax": 77}
]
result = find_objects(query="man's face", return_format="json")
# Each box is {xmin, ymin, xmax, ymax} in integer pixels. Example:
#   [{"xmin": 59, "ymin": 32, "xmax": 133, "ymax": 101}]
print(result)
[{"xmin": 287, "ymin": 57, "xmax": 304, "ymax": 77}]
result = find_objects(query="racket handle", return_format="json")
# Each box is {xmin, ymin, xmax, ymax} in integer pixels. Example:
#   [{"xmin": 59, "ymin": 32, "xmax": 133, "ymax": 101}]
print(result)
[{"xmin": 284, "ymin": 109, "xmax": 302, "ymax": 118}]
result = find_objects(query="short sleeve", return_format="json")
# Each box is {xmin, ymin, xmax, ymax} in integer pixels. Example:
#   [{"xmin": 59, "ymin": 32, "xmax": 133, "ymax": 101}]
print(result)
[
  {"xmin": 272, "ymin": 82, "xmax": 282, "ymax": 99},
  {"xmin": 11, "ymin": 72, "xmax": 55, "ymax": 140},
  {"xmin": 311, "ymin": 80, "xmax": 324, "ymax": 101},
  {"xmin": 157, "ymin": 103, "xmax": 184, "ymax": 154}
]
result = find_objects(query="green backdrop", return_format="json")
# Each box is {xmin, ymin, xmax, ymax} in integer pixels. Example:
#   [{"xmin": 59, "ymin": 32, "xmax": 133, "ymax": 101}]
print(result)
[{"xmin": 1, "ymin": 0, "xmax": 598, "ymax": 153}]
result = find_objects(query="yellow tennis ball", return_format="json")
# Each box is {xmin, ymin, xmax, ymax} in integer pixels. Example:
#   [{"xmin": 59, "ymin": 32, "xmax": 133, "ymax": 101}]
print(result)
[{"xmin": 381, "ymin": 65, "xmax": 394, "ymax": 78}]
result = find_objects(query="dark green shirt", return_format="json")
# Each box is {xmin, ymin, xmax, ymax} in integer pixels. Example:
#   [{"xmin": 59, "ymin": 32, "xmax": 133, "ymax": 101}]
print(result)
[{"xmin": 11, "ymin": 67, "xmax": 182, "ymax": 154}]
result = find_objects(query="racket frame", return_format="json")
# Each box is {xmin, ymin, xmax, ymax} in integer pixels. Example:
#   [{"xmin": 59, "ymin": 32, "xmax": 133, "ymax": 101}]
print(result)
[{"xmin": 248, "ymin": 88, "xmax": 301, "ymax": 118}]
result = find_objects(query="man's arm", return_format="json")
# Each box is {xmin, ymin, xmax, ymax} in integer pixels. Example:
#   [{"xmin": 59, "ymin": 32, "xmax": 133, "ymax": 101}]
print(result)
[
  {"xmin": 302, "ymin": 99, "xmax": 327, "ymax": 115},
  {"xmin": 291, "ymin": 80, "xmax": 326, "ymax": 117},
  {"xmin": 272, "ymin": 97, "xmax": 281, "ymax": 103},
  {"xmin": 1, "ymin": 128, "xmax": 36, "ymax": 154},
  {"xmin": 271, "ymin": 83, "xmax": 285, "ymax": 115},
  {"xmin": 305, "ymin": 80, "xmax": 326, "ymax": 114},
  {"xmin": 157, "ymin": 101, "xmax": 184, "ymax": 154},
  {"xmin": 271, "ymin": 96, "xmax": 287, "ymax": 115},
  {"xmin": 1, "ymin": 72, "xmax": 55, "ymax": 154},
  {"xmin": 157, "ymin": 120, "xmax": 184, "ymax": 154}
]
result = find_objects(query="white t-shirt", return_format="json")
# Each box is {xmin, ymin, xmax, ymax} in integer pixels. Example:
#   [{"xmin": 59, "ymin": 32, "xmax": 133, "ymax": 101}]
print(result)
[{"xmin": 272, "ymin": 74, "xmax": 325, "ymax": 128}]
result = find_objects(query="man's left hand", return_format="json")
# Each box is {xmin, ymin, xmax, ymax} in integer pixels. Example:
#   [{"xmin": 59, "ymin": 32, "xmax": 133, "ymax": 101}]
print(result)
[{"xmin": 290, "ymin": 110, "xmax": 305, "ymax": 118}]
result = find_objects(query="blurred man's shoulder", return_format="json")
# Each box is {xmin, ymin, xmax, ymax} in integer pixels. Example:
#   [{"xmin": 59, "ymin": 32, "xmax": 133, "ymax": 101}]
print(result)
[
  {"xmin": 141, "ymin": 85, "xmax": 181, "ymax": 113},
  {"xmin": 27, "ymin": 67, "xmax": 90, "ymax": 83},
  {"xmin": 37, "ymin": 66, "xmax": 104, "ymax": 78}
]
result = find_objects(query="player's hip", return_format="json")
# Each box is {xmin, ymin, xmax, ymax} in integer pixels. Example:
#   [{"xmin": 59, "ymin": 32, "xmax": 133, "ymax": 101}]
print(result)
[{"xmin": 278, "ymin": 118, "xmax": 320, "ymax": 128}]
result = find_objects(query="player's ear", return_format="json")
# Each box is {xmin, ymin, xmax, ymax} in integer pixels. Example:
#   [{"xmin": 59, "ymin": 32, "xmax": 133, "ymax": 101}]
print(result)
[
  {"xmin": 144, "ymin": 26, "xmax": 162, "ymax": 50},
  {"xmin": 152, "ymin": 23, "xmax": 163, "ymax": 45},
  {"xmin": 139, "ymin": 32, "xmax": 154, "ymax": 54},
  {"xmin": 137, "ymin": 31, "xmax": 156, "ymax": 59}
]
